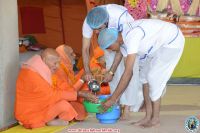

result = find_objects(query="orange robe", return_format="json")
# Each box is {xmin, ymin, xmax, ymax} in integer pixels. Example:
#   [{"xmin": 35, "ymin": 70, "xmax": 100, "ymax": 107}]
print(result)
[
  {"xmin": 53, "ymin": 66, "xmax": 88, "ymax": 113},
  {"xmin": 90, "ymin": 61, "xmax": 111, "ymax": 95},
  {"xmin": 15, "ymin": 55, "xmax": 85, "ymax": 129},
  {"xmin": 55, "ymin": 45, "xmax": 88, "ymax": 114},
  {"xmin": 55, "ymin": 45, "xmax": 87, "ymax": 92},
  {"xmin": 90, "ymin": 47, "xmax": 110, "ymax": 95},
  {"xmin": 77, "ymin": 46, "xmax": 111, "ymax": 95},
  {"xmin": 56, "ymin": 45, "xmax": 110, "ymax": 95},
  {"xmin": 55, "ymin": 45, "xmax": 85, "ymax": 89}
]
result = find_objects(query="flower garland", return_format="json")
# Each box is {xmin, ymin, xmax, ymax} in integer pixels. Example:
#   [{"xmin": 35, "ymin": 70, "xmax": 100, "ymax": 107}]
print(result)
[
  {"xmin": 60, "ymin": 63, "xmax": 77, "ymax": 85},
  {"xmin": 179, "ymin": 0, "xmax": 191, "ymax": 14},
  {"xmin": 152, "ymin": 0, "xmax": 193, "ymax": 15},
  {"xmin": 51, "ymin": 75, "xmax": 57, "ymax": 89},
  {"xmin": 187, "ymin": 0, "xmax": 200, "ymax": 16},
  {"xmin": 125, "ymin": 0, "xmax": 148, "ymax": 19},
  {"xmin": 126, "ymin": 0, "xmax": 199, "ymax": 16},
  {"xmin": 149, "ymin": 0, "xmax": 159, "ymax": 12},
  {"xmin": 127, "ymin": 0, "xmax": 139, "ymax": 8}
]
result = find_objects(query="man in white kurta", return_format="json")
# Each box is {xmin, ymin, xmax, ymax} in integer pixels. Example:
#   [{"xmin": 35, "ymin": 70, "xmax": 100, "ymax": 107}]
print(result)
[
  {"xmin": 98, "ymin": 19, "xmax": 185, "ymax": 127},
  {"xmin": 82, "ymin": 4, "xmax": 143, "ymax": 119}
]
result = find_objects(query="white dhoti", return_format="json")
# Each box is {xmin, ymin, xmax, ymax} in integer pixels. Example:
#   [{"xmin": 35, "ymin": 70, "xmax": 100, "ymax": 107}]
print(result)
[
  {"xmin": 104, "ymin": 50, "xmax": 143, "ymax": 112},
  {"xmin": 139, "ymin": 29, "xmax": 185, "ymax": 101}
]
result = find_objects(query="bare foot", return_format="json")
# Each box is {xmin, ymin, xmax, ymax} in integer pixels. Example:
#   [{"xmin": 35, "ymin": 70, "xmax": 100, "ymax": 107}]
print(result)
[
  {"xmin": 120, "ymin": 105, "xmax": 130, "ymax": 121},
  {"xmin": 131, "ymin": 117, "xmax": 151, "ymax": 126},
  {"xmin": 140, "ymin": 118, "xmax": 160, "ymax": 128},
  {"xmin": 151, "ymin": 118, "xmax": 160, "ymax": 128},
  {"xmin": 46, "ymin": 119, "xmax": 69, "ymax": 126}
]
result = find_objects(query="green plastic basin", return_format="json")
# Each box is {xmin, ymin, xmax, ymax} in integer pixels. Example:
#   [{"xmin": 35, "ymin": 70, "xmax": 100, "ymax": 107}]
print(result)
[{"xmin": 83, "ymin": 99, "xmax": 113, "ymax": 113}]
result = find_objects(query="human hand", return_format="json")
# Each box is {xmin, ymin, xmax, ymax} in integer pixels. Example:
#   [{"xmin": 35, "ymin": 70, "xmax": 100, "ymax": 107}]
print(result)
[
  {"xmin": 99, "ymin": 97, "xmax": 116, "ymax": 113},
  {"xmin": 84, "ymin": 72, "xmax": 94, "ymax": 82},
  {"xmin": 80, "ymin": 74, "xmax": 87, "ymax": 82},
  {"xmin": 78, "ymin": 90, "xmax": 99, "ymax": 103},
  {"xmin": 103, "ymin": 71, "xmax": 114, "ymax": 82},
  {"xmin": 93, "ymin": 74, "xmax": 104, "ymax": 84}
]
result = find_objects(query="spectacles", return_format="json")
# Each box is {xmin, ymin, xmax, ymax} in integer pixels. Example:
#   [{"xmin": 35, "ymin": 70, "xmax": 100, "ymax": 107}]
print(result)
[{"xmin": 95, "ymin": 22, "xmax": 108, "ymax": 31}]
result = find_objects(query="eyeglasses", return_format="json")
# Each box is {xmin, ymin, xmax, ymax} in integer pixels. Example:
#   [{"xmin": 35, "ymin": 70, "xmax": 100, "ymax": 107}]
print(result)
[{"xmin": 95, "ymin": 22, "xmax": 108, "ymax": 31}]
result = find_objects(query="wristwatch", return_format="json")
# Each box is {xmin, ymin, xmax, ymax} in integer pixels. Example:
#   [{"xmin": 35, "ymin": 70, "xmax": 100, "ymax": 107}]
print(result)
[{"xmin": 108, "ymin": 70, "xmax": 114, "ymax": 76}]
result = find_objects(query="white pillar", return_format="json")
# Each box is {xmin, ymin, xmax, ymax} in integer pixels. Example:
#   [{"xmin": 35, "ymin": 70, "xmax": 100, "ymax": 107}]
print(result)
[{"xmin": 0, "ymin": 0, "xmax": 19, "ymax": 129}]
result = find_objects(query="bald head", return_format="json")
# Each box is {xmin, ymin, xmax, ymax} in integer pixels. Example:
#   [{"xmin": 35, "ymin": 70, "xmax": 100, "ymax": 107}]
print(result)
[
  {"xmin": 41, "ymin": 48, "xmax": 60, "ymax": 73},
  {"xmin": 41, "ymin": 48, "xmax": 59, "ymax": 59}
]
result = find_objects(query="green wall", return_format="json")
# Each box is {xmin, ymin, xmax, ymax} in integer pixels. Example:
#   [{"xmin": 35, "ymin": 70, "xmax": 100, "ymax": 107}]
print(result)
[{"xmin": 172, "ymin": 37, "xmax": 200, "ymax": 78}]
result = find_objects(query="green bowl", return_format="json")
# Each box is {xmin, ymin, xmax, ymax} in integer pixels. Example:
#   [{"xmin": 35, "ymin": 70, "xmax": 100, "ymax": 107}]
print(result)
[{"xmin": 83, "ymin": 99, "xmax": 113, "ymax": 113}]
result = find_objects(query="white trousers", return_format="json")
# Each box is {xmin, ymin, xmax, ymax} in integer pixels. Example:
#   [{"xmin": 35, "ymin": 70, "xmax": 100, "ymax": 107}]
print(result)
[{"xmin": 139, "ymin": 29, "xmax": 185, "ymax": 101}]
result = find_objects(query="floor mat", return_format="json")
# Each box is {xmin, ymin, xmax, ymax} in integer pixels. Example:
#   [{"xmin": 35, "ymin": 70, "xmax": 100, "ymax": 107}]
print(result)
[{"xmin": 2, "ymin": 122, "xmax": 76, "ymax": 133}]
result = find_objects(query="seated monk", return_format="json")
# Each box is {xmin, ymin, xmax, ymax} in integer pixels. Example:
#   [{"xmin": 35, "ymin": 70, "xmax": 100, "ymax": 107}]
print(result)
[
  {"xmin": 56, "ymin": 45, "xmax": 110, "ymax": 95},
  {"xmin": 15, "ymin": 48, "xmax": 98, "ymax": 129},
  {"xmin": 90, "ymin": 47, "xmax": 106, "ymax": 75},
  {"xmin": 55, "ymin": 45, "xmax": 85, "ymax": 91},
  {"xmin": 90, "ymin": 47, "xmax": 110, "ymax": 95}
]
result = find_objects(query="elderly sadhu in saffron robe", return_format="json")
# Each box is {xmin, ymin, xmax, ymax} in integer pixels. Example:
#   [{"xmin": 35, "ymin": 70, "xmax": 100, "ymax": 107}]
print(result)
[
  {"xmin": 56, "ymin": 45, "xmax": 110, "ymax": 95},
  {"xmin": 15, "ymin": 49, "xmax": 97, "ymax": 129},
  {"xmin": 15, "ymin": 55, "xmax": 79, "ymax": 128}
]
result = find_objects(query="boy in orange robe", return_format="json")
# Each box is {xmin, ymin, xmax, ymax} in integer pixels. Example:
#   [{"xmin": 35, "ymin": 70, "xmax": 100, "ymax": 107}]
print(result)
[{"xmin": 15, "ymin": 48, "xmax": 98, "ymax": 129}]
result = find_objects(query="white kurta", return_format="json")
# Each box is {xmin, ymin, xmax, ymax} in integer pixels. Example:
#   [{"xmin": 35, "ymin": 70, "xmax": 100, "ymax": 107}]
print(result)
[
  {"xmin": 120, "ymin": 56, "xmax": 143, "ymax": 112},
  {"xmin": 82, "ymin": 4, "xmax": 143, "ymax": 112},
  {"xmin": 104, "ymin": 50, "xmax": 143, "ymax": 112},
  {"xmin": 82, "ymin": 4, "xmax": 134, "ymax": 38},
  {"xmin": 120, "ymin": 19, "xmax": 185, "ymax": 101}
]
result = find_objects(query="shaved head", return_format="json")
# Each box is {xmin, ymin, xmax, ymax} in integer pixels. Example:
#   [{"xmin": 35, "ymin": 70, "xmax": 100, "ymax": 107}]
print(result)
[
  {"xmin": 41, "ymin": 48, "xmax": 59, "ymax": 59},
  {"xmin": 41, "ymin": 48, "xmax": 60, "ymax": 73}
]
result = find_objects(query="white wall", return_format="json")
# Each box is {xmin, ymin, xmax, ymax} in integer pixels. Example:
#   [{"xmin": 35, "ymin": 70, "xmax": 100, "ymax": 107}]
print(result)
[{"xmin": 0, "ymin": 0, "xmax": 19, "ymax": 129}]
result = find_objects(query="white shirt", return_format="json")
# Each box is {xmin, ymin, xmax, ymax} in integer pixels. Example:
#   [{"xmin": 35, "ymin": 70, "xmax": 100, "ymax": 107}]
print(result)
[
  {"xmin": 82, "ymin": 4, "xmax": 134, "ymax": 38},
  {"xmin": 120, "ymin": 19, "xmax": 179, "ymax": 59}
]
